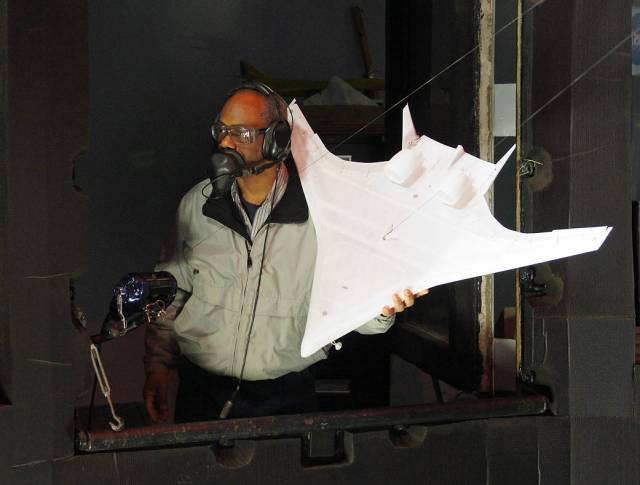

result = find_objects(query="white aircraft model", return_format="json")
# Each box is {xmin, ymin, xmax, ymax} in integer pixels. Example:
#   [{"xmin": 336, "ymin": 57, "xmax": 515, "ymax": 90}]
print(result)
[{"xmin": 289, "ymin": 102, "xmax": 612, "ymax": 358}]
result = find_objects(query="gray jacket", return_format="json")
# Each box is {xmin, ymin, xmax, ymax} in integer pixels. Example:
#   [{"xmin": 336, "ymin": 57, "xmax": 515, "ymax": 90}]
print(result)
[{"xmin": 145, "ymin": 169, "xmax": 394, "ymax": 380}]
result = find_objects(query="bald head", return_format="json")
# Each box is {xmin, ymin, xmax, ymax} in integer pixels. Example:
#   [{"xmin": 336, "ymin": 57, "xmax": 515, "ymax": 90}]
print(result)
[{"xmin": 223, "ymin": 89, "xmax": 277, "ymax": 126}]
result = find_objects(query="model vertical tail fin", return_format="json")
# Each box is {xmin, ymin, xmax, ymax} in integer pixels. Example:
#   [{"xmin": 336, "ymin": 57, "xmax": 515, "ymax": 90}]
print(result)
[
  {"xmin": 289, "ymin": 101, "xmax": 332, "ymax": 172},
  {"xmin": 477, "ymin": 145, "xmax": 516, "ymax": 196},
  {"xmin": 402, "ymin": 105, "xmax": 419, "ymax": 149}
]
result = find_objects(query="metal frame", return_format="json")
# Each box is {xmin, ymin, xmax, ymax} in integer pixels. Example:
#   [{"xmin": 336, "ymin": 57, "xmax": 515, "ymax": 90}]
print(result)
[{"xmin": 77, "ymin": 395, "xmax": 549, "ymax": 453}]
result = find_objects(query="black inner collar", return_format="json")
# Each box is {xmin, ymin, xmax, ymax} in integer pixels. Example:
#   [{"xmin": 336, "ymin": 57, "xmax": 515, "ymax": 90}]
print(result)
[{"xmin": 202, "ymin": 158, "xmax": 309, "ymax": 241}]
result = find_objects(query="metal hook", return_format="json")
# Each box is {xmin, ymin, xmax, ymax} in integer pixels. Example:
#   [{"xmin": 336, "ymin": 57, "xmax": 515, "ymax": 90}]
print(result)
[{"xmin": 89, "ymin": 344, "xmax": 125, "ymax": 432}]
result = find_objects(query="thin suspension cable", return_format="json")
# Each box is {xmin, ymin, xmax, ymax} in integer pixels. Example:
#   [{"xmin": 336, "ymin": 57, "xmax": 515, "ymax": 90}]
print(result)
[
  {"xmin": 494, "ymin": 29, "xmax": 635, "ymax": 153},
  {"xmin": 326, "ymin": 0, "xmax": 549, "ymax": 154},
  {"xmin": 391, "ymin": 29, "xmax": 633, "ymax": 238},
  {"xmin": 292, "ymin": 0, "xmax": 548, "ymax": 179},
  {"xmin": 522, "ymin": 34, "xmax": 633, "ymax": 127}
]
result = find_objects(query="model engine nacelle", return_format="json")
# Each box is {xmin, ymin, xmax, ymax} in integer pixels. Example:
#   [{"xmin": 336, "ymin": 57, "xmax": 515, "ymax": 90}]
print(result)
[{"xmin": 384, "ymin": 149, "xmax": 422, "ymax": 186}]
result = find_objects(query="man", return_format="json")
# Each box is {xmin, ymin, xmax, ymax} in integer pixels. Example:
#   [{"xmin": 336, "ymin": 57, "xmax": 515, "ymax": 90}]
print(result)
[{"xmin": 143, "ymin": 82, "xmax": 426, "ymax": 423}]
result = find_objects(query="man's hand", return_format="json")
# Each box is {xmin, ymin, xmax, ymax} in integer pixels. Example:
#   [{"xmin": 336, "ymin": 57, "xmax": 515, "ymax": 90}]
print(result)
[
  {"xmin": 143, "ymin": 372, "xmax": 170, "ymax": 423},
  {"xmin": 381, "ymin": 288, "xmax": 429, "ymax": 317}
]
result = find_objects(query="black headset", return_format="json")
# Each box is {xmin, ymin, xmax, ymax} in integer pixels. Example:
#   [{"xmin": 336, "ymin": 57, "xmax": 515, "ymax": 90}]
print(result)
[
  {"xmin": 206, "ymin": 82, "xmax": 292, "ymax": 200},
  {"xmin": 222, "ymin": 81, "xmax": 292, "ymax": 163}
]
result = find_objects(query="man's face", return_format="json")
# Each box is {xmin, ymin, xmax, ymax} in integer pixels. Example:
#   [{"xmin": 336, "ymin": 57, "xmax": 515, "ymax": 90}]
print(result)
[{"xmin": 217, "ymin": 91, "xmax": 269, "ymax": 165}]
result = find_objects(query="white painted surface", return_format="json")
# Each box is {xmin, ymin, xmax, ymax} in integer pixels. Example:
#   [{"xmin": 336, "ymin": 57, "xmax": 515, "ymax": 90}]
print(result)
[{"xmin": 494, "ymin": 83, "xmax": 516, "ymax": 137}]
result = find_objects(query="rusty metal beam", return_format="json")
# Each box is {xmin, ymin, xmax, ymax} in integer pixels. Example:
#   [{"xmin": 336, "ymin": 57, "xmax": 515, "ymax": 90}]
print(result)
[{"xmin": 77, "ymin": 395, "xmax": 549, "ymax": 453}]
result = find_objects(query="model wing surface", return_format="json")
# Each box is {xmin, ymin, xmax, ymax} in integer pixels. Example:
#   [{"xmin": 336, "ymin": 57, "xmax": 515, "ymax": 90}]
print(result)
[{"xmin": 289, "ymin": 103, "xmax": 611, "ymax": 357}]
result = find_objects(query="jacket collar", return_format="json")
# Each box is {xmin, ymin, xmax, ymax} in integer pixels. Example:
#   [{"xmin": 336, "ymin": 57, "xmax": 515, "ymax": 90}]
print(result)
[{"xmin": 202, "ymin": 159, "xmax": 308, "ymax": 240}]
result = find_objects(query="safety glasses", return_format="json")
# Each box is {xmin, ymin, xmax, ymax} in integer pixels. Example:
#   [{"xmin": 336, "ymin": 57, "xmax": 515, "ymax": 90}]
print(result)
[{"xmin": 211, "ymin": 122, "xmax": 267, "ymax": 145}]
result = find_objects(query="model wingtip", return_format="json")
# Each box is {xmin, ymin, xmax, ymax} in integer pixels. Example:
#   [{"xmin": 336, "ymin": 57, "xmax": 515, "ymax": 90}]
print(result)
[{"xmin": 597, "ymin": 226, "xmax": 613, "ymax": 250}]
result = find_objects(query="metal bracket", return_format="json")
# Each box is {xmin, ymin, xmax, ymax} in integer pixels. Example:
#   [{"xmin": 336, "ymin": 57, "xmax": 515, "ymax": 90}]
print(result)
[
  {"xmin": 518, "ymin": 158, "xmax": 543, "ymax": 178},
  {"xmin": 301, "ymin": 429, "xmax": 352, "ymax": 468},
  {"xmin": 519, "ymin": 266, "xmax": 547, "ymax": 298},
  {"xmin": 519, "ymin": 366, "xmax": 537, "ymax": 385}
]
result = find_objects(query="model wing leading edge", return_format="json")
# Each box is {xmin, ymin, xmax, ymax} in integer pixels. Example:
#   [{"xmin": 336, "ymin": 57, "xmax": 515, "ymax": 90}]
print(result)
[{"xmin": 289, "ymin": 102, "xmax": 611, "ymax": 357}]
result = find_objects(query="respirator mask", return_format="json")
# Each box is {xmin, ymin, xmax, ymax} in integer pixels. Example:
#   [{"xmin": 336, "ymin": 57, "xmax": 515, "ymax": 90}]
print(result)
[{"xmin": 207, "ymin": 148, "xmax": 280, "ymax": 200}]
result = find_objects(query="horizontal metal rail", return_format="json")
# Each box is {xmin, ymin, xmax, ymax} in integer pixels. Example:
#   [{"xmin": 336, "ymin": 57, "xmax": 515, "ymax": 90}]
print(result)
[{"xmin": 77, "ymin": 395, "xmax": 549, "ymax": 453}]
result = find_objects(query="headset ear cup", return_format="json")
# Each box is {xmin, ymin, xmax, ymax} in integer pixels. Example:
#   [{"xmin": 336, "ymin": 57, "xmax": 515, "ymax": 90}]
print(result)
[
  {"xmin": 262, "ymin": 120, "xmax": 291, "ymax": 161},
  {"xmin": 274, "ymin": 121, "xmax": 291, "ymax": 156}
]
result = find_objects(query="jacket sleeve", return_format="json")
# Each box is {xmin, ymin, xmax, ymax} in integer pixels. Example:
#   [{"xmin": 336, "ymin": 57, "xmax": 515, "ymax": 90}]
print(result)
[
  {"xmin": 354, "ymin": 313, "xmax": 396, "ymax": 334},
  {"xmin": 143, "ymin": 289, "xmax": 189, "ymax": 374},
  {"xmin": 143, "ymin": 195, "xmax": 195, "ymax": 375}
]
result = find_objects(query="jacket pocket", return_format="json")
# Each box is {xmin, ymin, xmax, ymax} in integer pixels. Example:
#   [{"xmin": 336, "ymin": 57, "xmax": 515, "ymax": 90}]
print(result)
[{"xmin": 190, "ymin": 271, "xmax": 242, "ymax": 312}]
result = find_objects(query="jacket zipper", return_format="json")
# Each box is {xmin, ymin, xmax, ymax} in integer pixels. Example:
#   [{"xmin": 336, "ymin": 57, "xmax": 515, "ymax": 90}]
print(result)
[
  {"xmin": 230, "ymin": 240, "xmax": 252, "ymax": 377},
  {"xmin": 231, "ymin": 223, "xmax": 272, "ymax": 378}
]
